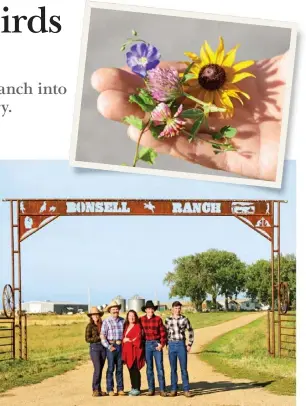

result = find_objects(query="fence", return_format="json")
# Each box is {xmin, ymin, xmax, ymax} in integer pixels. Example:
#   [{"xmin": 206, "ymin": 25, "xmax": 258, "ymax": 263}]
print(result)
[{"xmin": 0, "ymin": 317, "xmax": 15, "ymax": 361}]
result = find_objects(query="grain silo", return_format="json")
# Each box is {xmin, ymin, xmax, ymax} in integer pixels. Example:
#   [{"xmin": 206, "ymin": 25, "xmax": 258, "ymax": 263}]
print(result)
[
  {"xmin": 113, "ymin": 295, "xmax": 126, "ymax": 312},
  {"xmin": 128, "ymin": 295, "xmax": 145, "ymax": 313}
]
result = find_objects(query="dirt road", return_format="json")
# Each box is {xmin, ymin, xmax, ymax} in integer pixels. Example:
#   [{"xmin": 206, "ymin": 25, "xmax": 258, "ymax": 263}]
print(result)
[{"xmin": 0, "ymin": 312, "xmax": 295, "ymax": 406}]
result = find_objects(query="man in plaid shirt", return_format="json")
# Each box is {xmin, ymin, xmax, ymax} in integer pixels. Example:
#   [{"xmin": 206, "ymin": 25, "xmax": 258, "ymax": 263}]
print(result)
[
  {"xmin": 140, "ymin": 300, "xmax": 167, "ymax": 397},
  {"xmin": 101, "ymin": 300, "xmax": 125, "ymax": 396},
  {"xmin": 164, "ymin": 301, "xmax": 194, "ymax": 398}
]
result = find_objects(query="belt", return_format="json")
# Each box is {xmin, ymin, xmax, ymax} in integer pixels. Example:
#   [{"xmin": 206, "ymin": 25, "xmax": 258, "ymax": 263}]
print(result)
[{"xmin": 109, "ymin": 340, "xmax": 122, "ymax": 345}]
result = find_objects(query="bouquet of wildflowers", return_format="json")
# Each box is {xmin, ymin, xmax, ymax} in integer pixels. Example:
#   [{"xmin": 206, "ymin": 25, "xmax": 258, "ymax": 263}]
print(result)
[{"xmin": 121, "ymin": 30, "xmax": 255, "ymax": 167}]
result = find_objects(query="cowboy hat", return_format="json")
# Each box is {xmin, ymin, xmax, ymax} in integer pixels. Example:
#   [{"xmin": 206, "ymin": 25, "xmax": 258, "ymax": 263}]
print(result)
[
  {"xmin": 142, "ymin": 300, "xmax": 158, "ymax": 312},
  {"xmin": 87, "ymin": 306, "xmax": 104, "ymax": 317},
  {"xmin": 106, "ymin": 300, "xmax": 122, "ymax": 313}
]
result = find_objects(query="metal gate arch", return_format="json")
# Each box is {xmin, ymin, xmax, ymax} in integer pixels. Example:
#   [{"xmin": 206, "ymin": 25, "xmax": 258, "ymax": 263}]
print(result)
[{"xmin": 2, "ymin": 198, "xmax": 288, "ymax": 360}]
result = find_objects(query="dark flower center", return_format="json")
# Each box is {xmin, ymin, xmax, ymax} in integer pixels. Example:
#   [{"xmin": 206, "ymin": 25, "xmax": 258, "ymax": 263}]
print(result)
[{"xmin": 198, "ymin": 64, "xmax": 226, "ymax": 90}]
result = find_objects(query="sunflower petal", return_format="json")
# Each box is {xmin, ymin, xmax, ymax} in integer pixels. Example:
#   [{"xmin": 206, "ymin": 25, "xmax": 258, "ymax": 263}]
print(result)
[
  {"xmin": 184, "ymin": 52, "xmax": 201, "ymax": 62},
  {"xmin": 204, "ymin": 41, "xmax": 216, "ymax": 63},
  {"xmin": 232, "ymin": 59, "xmax": 254, "ymax": 72},
  {"xmin": 226, "ymin": 90, "xmax": 244, "ymax": 105},
  {"xmin": 199, "ymin": 43, "xmax": 210, "ymax": 65},
  {"xmin": 221, "ymin": 91, "xmax": 234, "ymax": 110},
  {"xmin": 232, "ymin": 71, "xmax": 256, "ymax": 84},
  {"xmin": 223, "ymin": 83, "xmax": 251, "ymax": 99},
  {"xmin": 223, "ymin": 44, "xmax": 240, "ymax": 67},
  {"xmin": 214, "ymin": 91, "xmax": 223, "ymax": 108},
  {"xmin": 215, "ymin": 37, "xmax": 225, "ymax": 65},
  {"xmin": 203, "ymin": 91, "xmax": 214, "ymax": 104}
]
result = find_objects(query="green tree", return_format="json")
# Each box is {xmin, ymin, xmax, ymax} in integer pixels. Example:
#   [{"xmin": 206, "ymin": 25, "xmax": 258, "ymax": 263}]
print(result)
[
  {"xmin": 245, "ymin": 254, "xmax": 296, "ymax": 306},
  {"xmin": 164, "ymin": 254, "xmax": 210, "ymax": 312},
  {"xmin": 198, "ymin": 250, "xmax": 246, "ymax": 310},
  {"xmin": 164, "ymin": 249, "xmax": 246, "ymax": 312}
]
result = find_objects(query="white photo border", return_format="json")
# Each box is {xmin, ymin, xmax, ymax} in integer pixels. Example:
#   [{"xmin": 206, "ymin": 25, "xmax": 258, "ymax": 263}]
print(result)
[{"xmin": 70, "ymin": 1, "xmax": 298, "ymax": 189}]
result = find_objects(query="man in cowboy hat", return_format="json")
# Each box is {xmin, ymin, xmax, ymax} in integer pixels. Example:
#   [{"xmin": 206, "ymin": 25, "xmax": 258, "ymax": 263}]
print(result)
[
  {"xmin": 140, "ymin": 300, "xmax": 167, "ymax": 397},
  {"xmin": 165, "ymin": 301, "xmax": 194, "ymax": 398},
  {"xmin": 101, "ymin": 300, "xmax": 125, "ymax": 396}
]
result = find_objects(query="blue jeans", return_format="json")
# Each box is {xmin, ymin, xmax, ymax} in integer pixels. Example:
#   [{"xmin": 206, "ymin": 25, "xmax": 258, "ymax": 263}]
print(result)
[
  {"xmin": 90, "ymin": 342, "xmax": 106, "ymax": 391},
  {"xmin": 168, "ymin": 341, "xmax": 190, "ymax": 392},
  {"xmin": 106, "ymin": 344, "xmax": 124, "ymax": 392},
  {"xmin": 145, "ymin": 340, "xmax": 165, "ymax": 392}
]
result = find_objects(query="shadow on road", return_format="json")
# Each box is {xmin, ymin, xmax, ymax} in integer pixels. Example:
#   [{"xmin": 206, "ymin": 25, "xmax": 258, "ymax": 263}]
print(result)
[
  {"xmin": 189, "ymin": 380, "xmax": 274, "ymax": 396},
  {"xmin": 163, "ymin": 380, "xmax": 274, "ymax": 397}
]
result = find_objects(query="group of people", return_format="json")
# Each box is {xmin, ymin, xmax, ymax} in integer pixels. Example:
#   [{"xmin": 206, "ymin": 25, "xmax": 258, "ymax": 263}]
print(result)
[{"xmin": 85, "ymin": 299, "xmax": 194, "ymax": 397}]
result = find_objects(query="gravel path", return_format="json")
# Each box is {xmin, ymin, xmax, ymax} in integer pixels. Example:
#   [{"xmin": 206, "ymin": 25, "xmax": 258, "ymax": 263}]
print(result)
[{"xmin": 0, "ymin": 312, "xmax": 295, "ymax": 406}]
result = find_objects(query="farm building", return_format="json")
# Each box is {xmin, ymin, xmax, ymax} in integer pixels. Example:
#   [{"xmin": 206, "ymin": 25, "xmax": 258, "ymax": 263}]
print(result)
[
  {"xmin": 22, "ymin": 301, "xmax": 88, "ymax": 314},
  {"xmin": 218, "ymin": 298, "xmax": 260, "ymax": 311}
]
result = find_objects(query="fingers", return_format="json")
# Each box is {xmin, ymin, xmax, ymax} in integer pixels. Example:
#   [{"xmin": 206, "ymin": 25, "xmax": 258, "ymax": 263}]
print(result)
[
  {"xmin": 91, "ymin": 67, "xmax": 144, "ymax": 94},
  {"xmin": 127, "ymin": 125, "xmax": 230, "ymax": 172},
  {"xmin": 127, "ymin": 126, "xmax": 174, "ymax": 155},
  {"xmin": 92, "ymin": 61, "xmax": 188, "ymax": 94},
  {"xmin": 97, "ymin": 90, "xmax": 145, "ymax": 122}
]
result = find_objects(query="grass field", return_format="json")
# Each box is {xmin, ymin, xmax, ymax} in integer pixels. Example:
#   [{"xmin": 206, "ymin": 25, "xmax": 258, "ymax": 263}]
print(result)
[
  {"xmin": 0, "ymin": 311, "xmax": 250, "ymax": 394},
  {"xmin": 201, "ymin": 316, "xmax": 296, "ymax": 396}
]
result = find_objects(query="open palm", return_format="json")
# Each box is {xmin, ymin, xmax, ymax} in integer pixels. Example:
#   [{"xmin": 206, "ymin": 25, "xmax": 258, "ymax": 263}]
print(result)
[{"xmin": 92, "ymin": 54, "xmax": 287, "ymax": 181}]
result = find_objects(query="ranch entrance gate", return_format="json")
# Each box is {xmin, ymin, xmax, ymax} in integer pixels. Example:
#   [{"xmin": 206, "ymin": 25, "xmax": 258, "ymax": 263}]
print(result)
[{"xmin": 0, "ymin": 199, "xmax": 294, "ymax": 361}]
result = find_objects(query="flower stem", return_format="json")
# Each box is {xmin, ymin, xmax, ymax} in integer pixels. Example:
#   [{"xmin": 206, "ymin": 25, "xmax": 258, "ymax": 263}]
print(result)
[
  {"xmin": 132, "ymin": 119, "xmax": 151, "ymax": 167},
  {"xmin": 183, "ymin": 92, "xmax": 207, "ymax": 108}
]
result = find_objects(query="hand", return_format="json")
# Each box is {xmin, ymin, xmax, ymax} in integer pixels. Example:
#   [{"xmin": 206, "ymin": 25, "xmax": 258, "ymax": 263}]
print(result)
[
  {"xmin": 92, "ymin": 53, "xmax": 287, "ymax": 181},
  {"xmin": 187, "ymin": 345, "xmax": 192, "ymax": 353},
  {"xmin": 109, "ymin": 345, "xmax": 116, "ymax": 352},
  {"xmin": 156, "ymin": 343, "xmax": 162, "ymax": 351},
  {"xmin": 123, "ymin": 337, "xmax": 131, "ymax": 343}
]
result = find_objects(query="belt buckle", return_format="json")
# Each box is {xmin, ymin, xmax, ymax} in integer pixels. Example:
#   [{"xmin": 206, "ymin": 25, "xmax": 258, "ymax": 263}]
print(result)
[{"xmin": 116, "ymin": 340, "xmax": 122, "ymax": 345}]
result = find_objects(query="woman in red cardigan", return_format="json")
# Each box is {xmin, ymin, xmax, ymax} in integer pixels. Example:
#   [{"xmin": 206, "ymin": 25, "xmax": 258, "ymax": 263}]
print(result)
[{"xmin": 122, "ymin": 310, "xmax": 145, "ymax": 396}]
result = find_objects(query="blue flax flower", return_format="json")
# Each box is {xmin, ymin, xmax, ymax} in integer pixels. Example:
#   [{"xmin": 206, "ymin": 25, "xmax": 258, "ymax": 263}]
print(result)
[{"xmin": 126, "ymin": 43, "xmax": 161, "ymax": 78}]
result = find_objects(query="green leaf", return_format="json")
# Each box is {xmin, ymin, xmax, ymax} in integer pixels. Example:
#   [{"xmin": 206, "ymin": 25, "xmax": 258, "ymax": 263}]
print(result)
[
  {"xmin": 180, "ymin": 62, "xmax": 195, "ymax": 83},
  {"xmin": 129, "ymin": 94, "xmax": 155, "ymax": 112},
  {"xmin": 138, "ymin": 89, "xmax": 156, "ymax": 106},
  {"xmin": 211, "ymin": 143, "xmax": 222, "ymax": 150},
  {"xmin": 189, "ymin": 115, "xmax": 204, "ymax": 141},
  {"xmin": 181, "ymin": 108, "xmax": 204, "ymax": 119},
  {"xmin": 132, "ymin": 29, "xmax": 138, "ymax": 36},
  {"xmin": 220, "ymin": 126, "xmax": 237, "ymax": 139},
  {"xmin": 123, "ymin": 115, "xmax": 143, "ymax": 130},
  {"xmin": 138, "ymin": 147, "xmax": 158, "ymax": 165},
  {"xmin": 183, "ymin": 62, "xmax": 194, "ymax": 77},
  {"xmin": 212, "ymin": 131, "xmax": 224, "ymax": 140},
  {"xmin": 120, "ymin": 43, "xmax": 126, "ymax": 51},
  {"xmin": 213, "ymin": 150, "xmax": 224, "ymax": 155},
  {"xmin": 150, "ymin": 124, "xmax": 164, "ymax": 139},
  {"xmin": 181, "ymin": 73, "xmax": 196, "ymax": 84}
]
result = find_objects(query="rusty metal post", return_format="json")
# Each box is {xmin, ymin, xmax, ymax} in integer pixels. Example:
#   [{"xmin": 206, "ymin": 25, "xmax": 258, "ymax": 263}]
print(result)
[
  {"xmin": 267, "ymin": 310, "xmax": 271, "ymax": 354},
  {"xmin": 10, "ymin": 201, "xmax": 16, "ymax": 360},
  {"xmin": 24, "ymin": 313, "xmax": 28, "ymax": 360},
  {"xmin": 277, "ymin": 202, "xmax": 281, "ymax": 357},
  {"xmin": 271, "ymin": 201, "xmax": 275, "ymax": 357},
  {"xmin": 17, "ymin": 202, "xmax": 22, "ymax": 360}
]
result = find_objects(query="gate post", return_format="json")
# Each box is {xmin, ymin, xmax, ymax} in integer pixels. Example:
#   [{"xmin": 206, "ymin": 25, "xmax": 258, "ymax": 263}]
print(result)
[
  {"xmin": 277, "ymin": 202, "xmax": 281, "ymax": 357},
  {"xmin": 271, "ymin": 201, "xmax": 275, "ymax": 357}
]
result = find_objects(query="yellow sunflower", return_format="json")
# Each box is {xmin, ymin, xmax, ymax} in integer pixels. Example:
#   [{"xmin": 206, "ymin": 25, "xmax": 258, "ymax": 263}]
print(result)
[{"xmin": 184, "ymin": 37, "xmax": 255, "ymax": 117}]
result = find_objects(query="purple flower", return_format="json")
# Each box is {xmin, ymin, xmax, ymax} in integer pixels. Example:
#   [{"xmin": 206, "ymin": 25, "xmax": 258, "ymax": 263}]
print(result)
[
  {"xmin": 126, "ymin": 43, "xmax": 161, "ymax": 78},
  {"xmin": 151, "ymin": 103, "xmax": 186, "ymax": 138},
  {"xmin": 147, "ymin": 67, "xmax": 183, "ymax": 102}
]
